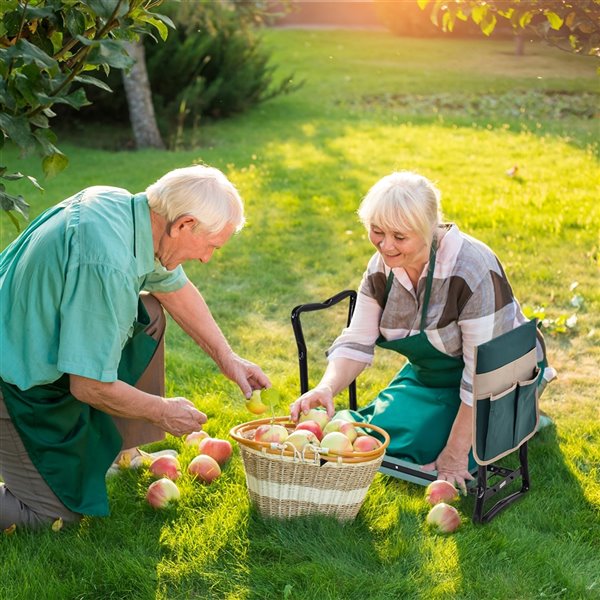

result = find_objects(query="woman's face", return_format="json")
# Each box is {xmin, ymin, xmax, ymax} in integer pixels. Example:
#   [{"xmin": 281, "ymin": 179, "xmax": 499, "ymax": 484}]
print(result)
[{"xmin": 368, "ymin": 224, "xmax": 429, "ymax": 271}]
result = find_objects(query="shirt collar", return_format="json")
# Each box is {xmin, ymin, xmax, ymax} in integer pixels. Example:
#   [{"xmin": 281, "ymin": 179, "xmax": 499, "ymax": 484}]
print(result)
[{"xmin": 132, "ymin": 193, "xmax": 156, "ymax": 277}]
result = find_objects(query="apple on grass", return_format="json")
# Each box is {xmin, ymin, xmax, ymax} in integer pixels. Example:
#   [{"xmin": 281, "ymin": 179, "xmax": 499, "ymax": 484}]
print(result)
[
  {"xmin": 285, "ymin": 430, "xmax": 320, "ymax": 452},
  {"xmin": 188, "ymin": 455, "xmax": 221, "ymax": 484},
  {"xmin": 149, "ymin": 455, "xmax": 181, "ymax": 481},
  {"xmin": 254, "ymin": 424, "xmax": 289, "ymax": 444},
  {"xmin": 184, "ymin": 430, "xmax": 210, "ymax": 448},
  {"xmin": 197, "ymin": 437, "xmax": 232, "ymax": 466},
  {"xmin": 320, "ymin": 431, "xmax": 353, "ymax": 454},
  {"xmin": 298, "ymin": 408, "xmax": 330, "ymax": 430},
  {"xmin": 146, "ymin": 478, "xmax": 180, "ymax": 509},
  {"xmin": 322, "ymin": 419, "xmax": 358, "ymax": 443},
  {"xmin": 425, "ymin": 480, "xmax": 459, "ymax": 506},
  {"xmin": 294, "ymin": 420, "xmax": 324, "ymax": 441},
  {"xmin": 426, "ymin": 502, "xmax": 461, "ymax": 533},
  {"xmin": 352, "ymin": 435, "xmax": 381, "ymax": 452}
]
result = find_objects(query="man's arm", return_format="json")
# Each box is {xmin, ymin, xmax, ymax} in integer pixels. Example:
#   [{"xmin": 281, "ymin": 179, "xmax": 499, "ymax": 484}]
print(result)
[{"xmin": 151, "ymin": 281, "xmax": 270, "ymax": 397}]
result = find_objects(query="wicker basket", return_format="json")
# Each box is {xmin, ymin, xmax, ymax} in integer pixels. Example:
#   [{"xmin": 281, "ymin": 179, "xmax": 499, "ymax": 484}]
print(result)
[{"xmin": 229, "ymin": 416, "xmax": 390, "ymax": 522}]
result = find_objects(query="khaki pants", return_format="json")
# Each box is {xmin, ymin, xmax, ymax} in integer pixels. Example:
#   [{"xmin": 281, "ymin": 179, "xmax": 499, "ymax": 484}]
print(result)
[{"xmin": 0, "ymin": 293, "xmax": 166, "ymax": 529}]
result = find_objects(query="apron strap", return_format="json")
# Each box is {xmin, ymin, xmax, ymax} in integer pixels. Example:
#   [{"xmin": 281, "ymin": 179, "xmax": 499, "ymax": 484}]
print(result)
[{"xmin": 380, "ymin": 235, "xmax": 438, "ymax": 333}]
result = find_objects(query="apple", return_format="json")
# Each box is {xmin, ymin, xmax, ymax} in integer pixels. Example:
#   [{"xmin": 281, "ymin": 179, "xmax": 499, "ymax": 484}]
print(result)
[
  {"xmin": 320, "ymin": 431, "xmax": 353, "ymax": 453},
  {"xmin": 285, "ymin": 430, "xmax": 320, "ymax": 451},
  {"xmin": 426, "ymin": 503, "xmax": 461, "ymax": 533},
  {"xmin": 294, "ymin": 420, "xmax": 324, "ymax": 441},
  {"xmin": 146, "ymin": 478, "xmax": 181, "ymax": 509},
  {"xmin": 188, "ymin": 455, "xmax": 221, "ymax": 484},
  {"xmin": 322, "ymin": 419, "xmax": 358, "ymax": 443},
  {"xmin": 185, "ymin": 430, "xmax": 210, "ymax": 448},
  {"xmin": 298, "ymin": 408, "xmax": 330, "ymax": 430},
  {"xmin": 245, "ymin": 390, "xmax": 268, "ymax": 415},
  {"xmin": 254, "ymin": 424, "xmax": 289, "ymax": 444},
  {"xmin": 149, "ymin": 455, "xmax": 181, "ymax": 481},
  {"xmin": 352, "ymin": 435, "xmax": 381, "ymax": 452},
  {"xmin": 197, "ymin": 437, "xmax": 233, "ymax": 466},
  {"xmin": 425, "ymin": 480, "xmax": 459, "ymax": 506}
]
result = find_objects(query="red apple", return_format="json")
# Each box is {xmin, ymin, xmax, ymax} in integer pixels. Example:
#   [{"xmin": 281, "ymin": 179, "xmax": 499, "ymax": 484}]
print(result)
[
  {"xmin": 426, "ymin": 503, "xmax": 461, "ymax": 533},
  {"xmin": 254, "ymin": 424, "xmax": 289, "ymax": 444},
  {"xmin": 149, "ymin": 455, "xmax": 181, "ymax": 481},
  {"xmin": 298, "ymin": 408, "xmax": 330, "ymax": 430},
  {"xmin": 188, "ymin": 455, "xmax": 221, "ymax": 484},
  {"xmin": 294, "ymin": 420, "xmax": 324, "ymax": 441},
  {"xmin": 425, "ymin": 480, "xmax": 459, "ymax": 506},
  {"xmin": 146, "ymin": 478, "xmax": 181, "ymax": 509},
  {"xmin": 285, "ymin": 430, "xmax": 320, "ymax": 451},
  {"xmin": 185, "ymin": 430, "xmax": 210, "ymax": 449},
  {"xmin": 197, "ymin": 437, "xmax": 232, "ymax": 466},
  {"xmin": 323, "ymin": 419, "xmax": 358, "ymax": 443},
  {"xmin": 352, "ymin": 435, "xmax": 381, "ymax": 452},
  {"xmin": 320, "ymin": 431, "xmax": 353, "ymax": 453}
]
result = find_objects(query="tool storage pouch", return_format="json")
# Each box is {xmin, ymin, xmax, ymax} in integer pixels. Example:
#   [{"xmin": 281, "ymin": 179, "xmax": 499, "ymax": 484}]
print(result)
[{"xmin": 473, "ymin": 320, "xmax": 540, "ymax": 465}]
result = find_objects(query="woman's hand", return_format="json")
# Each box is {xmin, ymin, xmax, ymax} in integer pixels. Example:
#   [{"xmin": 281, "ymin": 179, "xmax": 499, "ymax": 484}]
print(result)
[
  {"xmin": 289, "ymin": 386, "xmax": 335, "ymax": 422},
  {"xmin": 421, "ymin": 445, "xmax": 473, "ymax": 495}
]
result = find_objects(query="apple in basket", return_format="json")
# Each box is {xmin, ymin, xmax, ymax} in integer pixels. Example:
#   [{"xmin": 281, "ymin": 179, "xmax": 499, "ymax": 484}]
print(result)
[
  {"xmin": 425, "ymin": 480, "xmax": 459, "ymax": 506},
  {"xmin": 298, "ymin": 408, "xmax": 330, "ymax": 430},
  {"xmin": 254, "ymin": 424, "xmax": 289, "ymax": 444},
  {"xmin": 184, "ymin": 430, "xmax": 210, "ymax": 449},
  {"xmin": 149, "ymin": 455, "xmax": 181, "ymax": 480},
  {"xmin": 146, "ymin": 478, "xmax": 180, "ymax": 509},
  {"xmin": 352, "ymin": 435, "xmax": 381, "ymax": 452},
  {"xmin": 320, "ymin": 431, "xmax": 353, "ymax": 453},
  {"xmin": 286, "ymin": 430, "xmax": 320, "ymax": 451},
  {"xmin": 426, "ymin": 502, "xmax": 461, "ymax": 533},
  {"xmin": 322, "ymin": 419, "xmax": 358, "ymax": 443},
  {"xmin": 294, "ymin": 420, "xmax": 324, "ymax": 441},
  {"xmin": 197, "ymin": 437, "xmax": 232, "ymax": 466},
  {"xmin": 188, "ymin": 455, "xmax": 221, "ymax": 484}
]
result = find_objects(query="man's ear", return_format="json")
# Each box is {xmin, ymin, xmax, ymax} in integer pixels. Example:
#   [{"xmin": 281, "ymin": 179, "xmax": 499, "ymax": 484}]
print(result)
[{"xmin": 169, "ymin": 215, "xmax": 197, "ymax": 237}]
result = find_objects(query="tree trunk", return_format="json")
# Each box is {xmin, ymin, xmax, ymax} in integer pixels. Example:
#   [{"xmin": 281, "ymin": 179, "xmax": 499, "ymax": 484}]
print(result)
[
  {"xmin": 122, "ymin": 40, "xmax": 165, "ymax": 149},
  {"xmin": 514, "ymin": 33, "xmax": 525, "ymax": 56}
]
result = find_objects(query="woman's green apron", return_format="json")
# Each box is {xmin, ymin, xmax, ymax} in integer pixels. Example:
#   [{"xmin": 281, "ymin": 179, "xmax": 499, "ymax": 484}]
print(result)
[
  {"xmin": 0, "ymin": 200, "xmax": 158, "ymax": 516},
  {"xmin": 342, "ymin": 238, "xmax": 468, "ymax": 466}
]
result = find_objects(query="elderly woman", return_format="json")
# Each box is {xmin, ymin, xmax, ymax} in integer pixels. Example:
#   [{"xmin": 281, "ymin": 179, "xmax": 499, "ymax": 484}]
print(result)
[
  {"xmin": 0, "ymin": 165, "xmax": 269, "ymax": 528},
  {"xmin": 290, "ymin": 171, "xmax": 549, "ymax": 492}
]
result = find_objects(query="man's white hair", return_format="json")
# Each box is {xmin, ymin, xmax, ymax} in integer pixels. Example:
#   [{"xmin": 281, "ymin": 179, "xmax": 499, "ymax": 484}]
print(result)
[{"xmin": 146, "ymin": 165, "xmax": 245, "ymax": 234}]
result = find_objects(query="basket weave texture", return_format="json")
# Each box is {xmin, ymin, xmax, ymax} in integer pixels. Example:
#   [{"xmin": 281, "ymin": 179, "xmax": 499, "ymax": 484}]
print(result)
[{"xmin": 230, "ymin": 417, "xmax": 390, "ymax": 522}]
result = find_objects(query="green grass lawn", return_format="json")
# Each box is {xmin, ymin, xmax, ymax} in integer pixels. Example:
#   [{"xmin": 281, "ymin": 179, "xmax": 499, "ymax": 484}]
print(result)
[{"xmin": 1, "ymin": 30, "xmax": 599, "ymax": 600}]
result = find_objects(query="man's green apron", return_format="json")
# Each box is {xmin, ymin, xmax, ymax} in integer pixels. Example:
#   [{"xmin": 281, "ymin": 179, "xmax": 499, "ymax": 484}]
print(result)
[
  {"xmin": 341, "ymin": 238, "xmax": 467, "ymax": 466},
  {"xmin": 0, "ymin": 198, "xmax": 159, "ymax": 516}
]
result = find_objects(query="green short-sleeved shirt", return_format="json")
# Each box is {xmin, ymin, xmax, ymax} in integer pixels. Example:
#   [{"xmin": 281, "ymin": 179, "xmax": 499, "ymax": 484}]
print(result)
[{"xmin": 0, "ymin": 186, "xmax": 188, "ymax": 390}]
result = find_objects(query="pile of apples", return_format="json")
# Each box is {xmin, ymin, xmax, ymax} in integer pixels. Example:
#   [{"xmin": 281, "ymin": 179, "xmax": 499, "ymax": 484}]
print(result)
[
  {"xmin": 251, "ymin": 408, "xmax": 382, "ymax": 456},
  {"xmin": 145, "ymin": 431, "xmax": 232, "ymax": 509},
  {"xmin": 424, "ymin": 479, "xmax": 462, "ymax": 533}
]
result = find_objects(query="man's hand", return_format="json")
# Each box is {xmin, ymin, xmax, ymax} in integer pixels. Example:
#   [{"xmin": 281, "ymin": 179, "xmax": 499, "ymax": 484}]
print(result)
[
  {"xmin": 156, "ymin": 397, "xmax": 207, "ymax": 437},
  {"xmin": 218, "ymin": 353, "xmax": 270, "ymax": 399}
]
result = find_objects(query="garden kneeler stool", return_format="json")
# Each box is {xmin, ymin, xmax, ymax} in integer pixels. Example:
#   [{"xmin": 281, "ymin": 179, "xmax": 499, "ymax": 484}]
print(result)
[{"xmin": 291, "ymin": 291, "xmax": 544, "ymax": 524}]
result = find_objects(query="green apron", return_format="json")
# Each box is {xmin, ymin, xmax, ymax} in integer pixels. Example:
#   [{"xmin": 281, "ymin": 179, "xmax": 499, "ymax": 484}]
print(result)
[
  {"xmin": 0, "ymin": 200, "xmax": 159, "ymax": 516},
  {"xmin": 341, "ymin": 239, "xmax": 467, "ymax": 466}
]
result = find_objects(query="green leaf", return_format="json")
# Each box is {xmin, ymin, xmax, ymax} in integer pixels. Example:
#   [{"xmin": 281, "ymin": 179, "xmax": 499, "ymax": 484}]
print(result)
[
  {"xmin": 481, "ymin": 13, "xmax": 497, "ymax": 37},
  {"xmin": 136, "ymin": 15, "xmax": 169, "ymax": 41},
  {"xmin": 545, "ymin": 11, "xmax": 564, "ymax": 31},
  {"xmin": 417, "ymin": 0, "xmax": 430, "ymax": 9},
  {"xmin": 73, "ymin": 74, "xmax": 113, "ymax": 92},
  {"xmin": 86, "ymin": 0, "xmax": 130, "ymax": 20},
  {"xmin": 64, "ymin": 8, "xmax": 86, "ymax": 38},
  {"xmin": 6, "ymin": 39, "xmax": 58, "ymax": 71},
  {"xmin": 53, "ymin": 87, "xmax": 91, "ymax": 110},
  {"xmin": 88, "ymin": 39, "xmax": 134, "ymax": 69},
  {"xmin": 42, "ymin": 152, "xmax": 69, "ymax": 179},
  {"xmin": 471, "ymin": 5, "xmax": 486, "ymax": 25},
  {"xmin": 0, "ymin": 113, "xmax": 36, "ymax": 154},
  {"xmin": 519, "ymin": 11, "xmax": 534, "ymax": 28},
  {"xmin": 26, "ymin": 175, "xmax": 44, "ymax": 192}
]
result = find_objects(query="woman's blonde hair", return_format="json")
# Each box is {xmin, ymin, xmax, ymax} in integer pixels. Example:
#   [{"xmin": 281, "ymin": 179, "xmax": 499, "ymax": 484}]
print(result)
[
  {"xmin": 357, "ymin": 172, "xmax": 442, "ymax": 243},
  {"xmin": 146, "ymin": 165, "xmax": 245, "ymax": 234}
]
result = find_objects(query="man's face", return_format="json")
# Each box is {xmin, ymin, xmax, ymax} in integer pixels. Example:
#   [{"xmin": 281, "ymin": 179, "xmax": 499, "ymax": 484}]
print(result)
[{"xmin": 156, "ymin": 217, "xmax": 235, "ymax": 271}]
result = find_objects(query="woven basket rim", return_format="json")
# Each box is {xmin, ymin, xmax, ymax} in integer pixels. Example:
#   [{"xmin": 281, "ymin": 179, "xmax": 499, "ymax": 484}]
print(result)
[{"xmin": 229, "ymin": 415, "xmax": 390, "ymax": 464}]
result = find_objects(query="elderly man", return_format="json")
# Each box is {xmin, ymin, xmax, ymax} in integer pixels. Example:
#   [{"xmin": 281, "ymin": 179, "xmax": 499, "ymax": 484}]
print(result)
[{"xmin": 0, "ymin": 165, "xmax": 269, "ymax": 528}]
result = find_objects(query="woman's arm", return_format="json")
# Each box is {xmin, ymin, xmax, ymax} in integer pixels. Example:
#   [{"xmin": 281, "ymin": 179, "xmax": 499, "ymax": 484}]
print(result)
[{"xmin": 151, "ymin": 281, "xmax": 270, "ymax": 398}]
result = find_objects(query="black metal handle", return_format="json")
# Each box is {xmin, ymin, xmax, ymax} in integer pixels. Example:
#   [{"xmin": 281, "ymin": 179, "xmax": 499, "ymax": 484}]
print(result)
[{"xmin": 291, "ymin": 289, "xmax": 358, "ymax": 410}]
